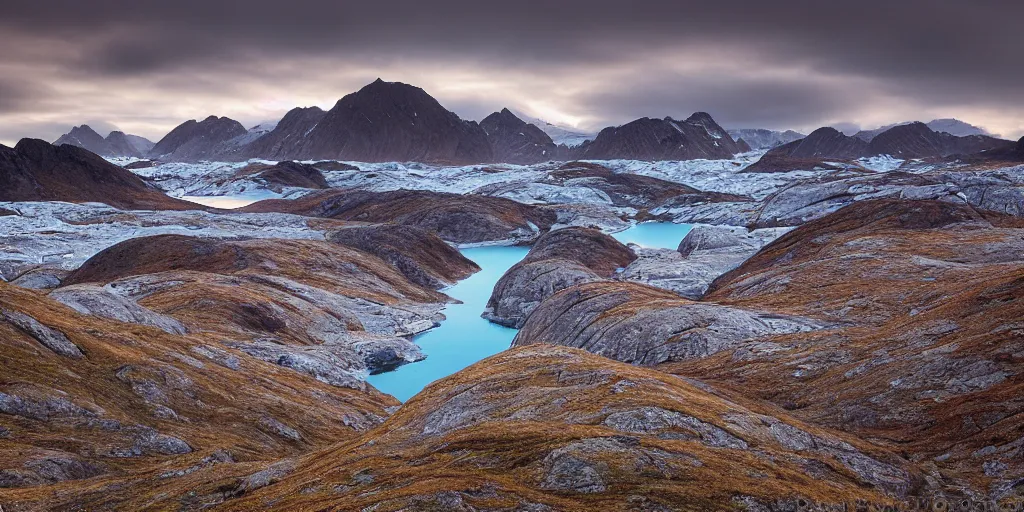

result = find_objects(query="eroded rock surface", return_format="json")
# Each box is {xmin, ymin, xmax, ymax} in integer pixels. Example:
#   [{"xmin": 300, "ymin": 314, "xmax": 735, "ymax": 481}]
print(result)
[
  {"xmin": 213, "ymin": 346, "xmax": 918, "ymax": 511},
  {"xmin": 241, "ymin": 188, "xmax": 556, "ymax": 245},
  {"xmin": 514, "ymin": 281, "xmax": 821, "ymax": 365},
  {"xmin": 58, "ymin": 234, "xmax": 459, "ymax": 376},
  {"xmin": 654, "ymin": 199, "xmax": 1024, "ymax": 493},
  {"xmin": 0, "ymin": 280, "xmax": 396, "ymax": 506},
  {"xmin": 618, "ymin": 225, "xmax": 790, "ymax": 298},
  {"xmin": 484, "ymin": 227, "xmax": 636, "ymax": 327}
]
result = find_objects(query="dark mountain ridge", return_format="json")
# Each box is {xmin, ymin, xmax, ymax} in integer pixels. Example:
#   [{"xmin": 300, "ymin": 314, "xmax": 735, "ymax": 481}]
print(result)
[
  {"xmin": 575, "ymin": 112, "xmax": 749, "ymax": 161},
  {"xmin": 148, "ymin": 115, "xmax": 247, "ymax": 161},
  {"xmin": 1, "ymin": 138, "xmax": 199, "ymax": 209},
  {"xmin": 53, "ymin": 125, "xmax": 151, "ymax": 158},
  {"xmin": 479, "ymin": 108, "xmax": 563, "ymax": 164},
  {"xmin": 748, "ymin": 123, "xmax": 1014, "ymax": 172},
  {"xmin": 290, "ymin": 79, "xmax": 493, "ymax": 163}
]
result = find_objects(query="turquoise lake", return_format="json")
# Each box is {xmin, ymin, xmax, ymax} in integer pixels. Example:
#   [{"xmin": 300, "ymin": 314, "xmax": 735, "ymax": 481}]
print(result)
[
  {"xmin": 367, "ymin": 222, "xmax": 693, "ymax": 402},
  {"xmin": 611, "ymin": 221, "xmax": 693, "ymax": 249}
]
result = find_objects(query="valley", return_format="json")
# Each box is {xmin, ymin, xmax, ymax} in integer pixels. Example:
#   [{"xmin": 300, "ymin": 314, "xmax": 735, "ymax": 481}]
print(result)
[{"xmin": 2, "ymin": 78, "xmax": 1024, "ymax": 510}]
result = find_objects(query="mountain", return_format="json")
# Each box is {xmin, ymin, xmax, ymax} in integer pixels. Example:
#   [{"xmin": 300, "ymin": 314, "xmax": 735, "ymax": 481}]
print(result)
[
  {"xmin": 867, "ymin": 121, "xmax": 1009, "ymax": 159},
  {"xmin": 511, "ymin": 110, "xmax": 595, "ymax": 147},
  {"xmin": 53, "ymin": 125, "xmax": 113, "ymax": 155},
  {"xmin": 726, "ymin": 128, "xmax": 804, "ymax": 150},
  {"xmin": 242, "ymin": 107, "xmax": 326, "ymax": 160},
  {"xmin": 290, "ymin": 79, "xmax": 492, "ymax": 163},
  {"xmin": 926, "ymin": 118, "xmax": 991, "ymax": 137},
  {"xmin": 233, "ymin": 120, "xmax": 280, "ymax": 147},
  {"xmin": 149, "ymin": 115, "xmax": 247, "ymax": 161},
  {"xmin": 479, "ymin": 108, "xmax": 562, "ymax": 164},
  {"xmin": 53, "ymin": 125, "xmax": 154, "ymax": 158},
  {"xmin": 855, "ymin": 118, "xmax": 991, "ymax": 141},
  {"xmin": 123, "ymin": 133, "xmax": 155, "ymax": 154},
  {"xmin": 575, "ymin": 112, "xmax": 748, "ymax": 161},
  {"xmin": 745, "ymin": 127, "xmax": 871, "ymax": 172},
  {"xmin": 961, "ymin": 135, "xmax": 1024, "ymax": 164},
  {"xmin": 783, "ymin": 127, "xmax": 871, "ymax": 159},
  {"xmin": 751, "ymin": 123, "xmax": 1012, "ymax": 171},
  {"xmin": 104, "ymin": 131, "xmax": 143, "ymax": 158},
  {"xmin": 0, "ymin": 138, "xmax": 199, "ymax": 209},
  {"xmin": 1006, "ymin": 136, "xmax": 1024, "ymax": 160}
]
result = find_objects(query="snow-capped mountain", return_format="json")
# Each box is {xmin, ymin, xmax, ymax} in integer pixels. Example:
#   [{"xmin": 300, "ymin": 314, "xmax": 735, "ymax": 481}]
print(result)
[
  {"xmin": 233, "ymin": 120, "xmax": 281, "ymax": 146},
  {"xmin": 727, "ymin": 128, "xmax": 805, "ymax": 150},
  {"xmin": 925, "ymin": 118, "xmax": 991, "ymax": 137},
  {"xmin": 511, "ymin": 110, "xmax": 595, "ymax": 147}
]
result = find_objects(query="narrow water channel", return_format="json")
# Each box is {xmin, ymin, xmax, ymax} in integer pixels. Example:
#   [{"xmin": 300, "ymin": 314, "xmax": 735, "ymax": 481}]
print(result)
[{"xmin": 367, "ymin": 222, "xmax": 694, "ymax": 402}]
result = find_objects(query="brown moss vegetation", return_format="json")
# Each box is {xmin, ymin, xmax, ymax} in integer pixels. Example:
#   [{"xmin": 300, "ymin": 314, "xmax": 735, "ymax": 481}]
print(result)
[
  {"xmin": 0, "ymin": 280, "xmax": 396, "ymax": 510},
  {"xmin": 219, "ymin": 346, "xmax": 912, "ymax": 511},
  {"xmin": 658, "ymin": 199, "xmax": 1024, "ymax": 493}
]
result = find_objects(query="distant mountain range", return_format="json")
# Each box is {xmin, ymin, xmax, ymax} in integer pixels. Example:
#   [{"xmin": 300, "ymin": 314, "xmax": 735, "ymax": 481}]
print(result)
[
  {"xmin": 854, "ymin": 118, "xmax": 991, "ymax": 141},
  {"xmin": 51, "ymin": 79, "xmax": 750, "ymax": 165},
  {"xmin": 510, "ymin": 111, "xmax": 595, "ymax": 147},
  {"xmin": 747, "ymin": 122, "xmax": 1013, "ymax": 172},
  {"xmin": 53, "ymin": 126, "xmax": 155, "ymax": 159},
  {"xmin": 49, "ymin": 80, "xmax": 1008, "ymax": 166},
  {"xmin": 727, "ymin": 129, "xmax": 805, "ymax": 150}
]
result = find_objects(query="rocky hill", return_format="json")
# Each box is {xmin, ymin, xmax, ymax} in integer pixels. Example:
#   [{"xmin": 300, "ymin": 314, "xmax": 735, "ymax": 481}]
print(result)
[
  {"xmin": 213, "ymin": 344, "xmax": 916, "ymax": 511},
  {"xmin": 240, "ymin": 188, "xmax": 556, "ymax": 245},
  {"xmin": 988, "ymin": 136, "xmax": 1024, "ymax": 162},
  {"xmin": 509, "ymin": 199, "xmax": 1024, "ymax": 498},
  {"xmin": 0, "ymin": 220, "xmax": 487, "ymax": 508},
  {"xmin": 0, "ymin": 138, "xmax": 199, "ymax": 210},
  {"xmin": 227, "ymin": 161, "xmax": 329, "ymax": 192},
  {"xmin": 0, "ymin": 278, "xmax": 399, "ymax": 504},
  {"xmin": 484, "ymin": 227, "xmax": 636, "ymax": 327}
]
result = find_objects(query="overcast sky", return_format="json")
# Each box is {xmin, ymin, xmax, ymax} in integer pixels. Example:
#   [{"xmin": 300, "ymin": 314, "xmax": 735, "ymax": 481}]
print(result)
[{"xmin": 2, "ymin": 0, "xmax": 1022, "ymax": 146}]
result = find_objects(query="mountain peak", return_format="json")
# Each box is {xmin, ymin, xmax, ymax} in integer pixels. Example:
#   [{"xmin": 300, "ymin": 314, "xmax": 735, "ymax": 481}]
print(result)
[
  {"xmin": 150, "ymin": 115, "xmax": 247, "ymax": 161},
  {"xmin": 480, "ymin": 109, "xmax": 557, "ymax": 164},
  {"xmin": 684, "ymin": 111, "xmax": 716, "ymax": 124},
  {"xmin": 579, "ymin": 113, "xmax": 747, "ymax": 160},
  {"xmin": 295, "ymin": 80, "xmax": 492, "ymax": 163}
]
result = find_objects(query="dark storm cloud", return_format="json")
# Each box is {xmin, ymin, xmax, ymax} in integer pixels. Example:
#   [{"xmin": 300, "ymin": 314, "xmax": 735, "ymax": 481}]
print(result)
[
  {"xmin": 1, "ymin": 0, "xmax": 1022, "ymax": 143},
  {"xmin": 575, "ymin": 72, "xmax": 869, "ymax": 130},
  {"xmin": 0, "ymin": 77, "xmax": 51, "ymax": 114}
]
